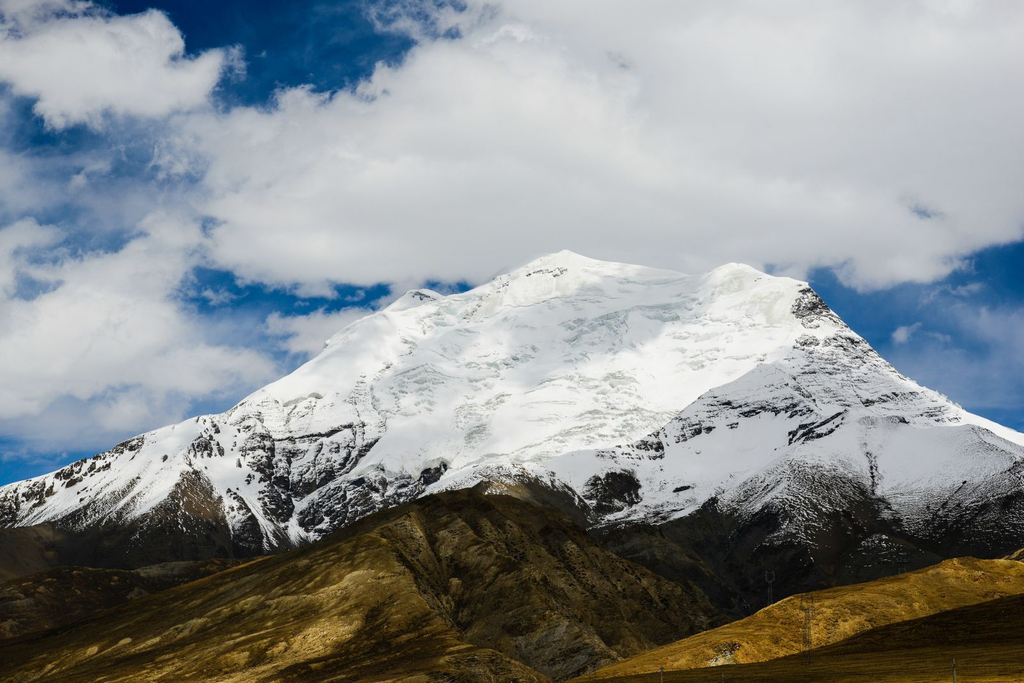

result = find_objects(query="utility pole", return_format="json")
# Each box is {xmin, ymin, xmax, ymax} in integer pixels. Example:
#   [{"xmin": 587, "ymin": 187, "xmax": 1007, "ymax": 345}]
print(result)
[
  {"xmin": 801, "ymin": 594, "xmax": 814, "ymax": 664},
  {"xmin": 765, "ymin": 570, "xmax": 776, "ymax": 605},
  {"xmin": 658, "ymin": 665, "xmax": 663, "ymax": 683},
  {"xmin": 952, "ymin": 658, "xmax": 957, "ymax": 683}
]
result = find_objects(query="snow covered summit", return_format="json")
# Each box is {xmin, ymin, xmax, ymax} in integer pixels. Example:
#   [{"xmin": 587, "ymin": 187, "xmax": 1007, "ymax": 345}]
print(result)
[{"xmin": 1, "ymin": 251, "xmax": 1022, "ymax": 563}]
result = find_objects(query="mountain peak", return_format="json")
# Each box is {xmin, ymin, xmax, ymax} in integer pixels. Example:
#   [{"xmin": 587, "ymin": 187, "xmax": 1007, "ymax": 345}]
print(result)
[
  {"xmin": 498, "ymin": 249, "xmax": 602, "ymax": 274},
  {"xmin": 706, "ymin": 261, "xmax": 769, "ymax": 278},
  {"xmin": 495, "ymin": 253, "xmax": 779, "ymax": 309},
  {"xmin": 497, "ymin": 250, "xmax": 682, "ymax": 284},
  {"xmin": 3, "ymin": 252, "xmax": 1021, "ymax": 569},
  {"xmin": 385, "ymin": 288, "xmax": 443, "ymax": 312}
]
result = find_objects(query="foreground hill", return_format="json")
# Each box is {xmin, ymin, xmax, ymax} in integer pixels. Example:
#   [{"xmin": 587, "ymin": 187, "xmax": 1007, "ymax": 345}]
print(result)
[
  {"xmin": 575, "ymin": 592, "xmax": 1024, "ymax": 682},
  {"xmin": 577, "ymin": 556, "xmax": 1024, "ymax": 679},
  {"xmin": 0, "ymin": 489, "xmax": 716, "ymax": 682}
]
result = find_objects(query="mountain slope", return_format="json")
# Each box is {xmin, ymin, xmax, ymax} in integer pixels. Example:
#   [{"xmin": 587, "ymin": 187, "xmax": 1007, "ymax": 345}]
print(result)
[
  {"xmin": 575, "ymin": 592, "xmax": 1024, "ymax": 682},
  {"xmin": 0, "ymin": 489, "xmax": 717, "ymax": 682},
  {"xmin": 0, "ymin": 559, "xmax": 240, "ymax": 640},
  {"xmin": 1, "ymin": 251, "xmax": 1021, "ymax": 577},
  {"xmin": 572, "ymin": 317, "xmax": 1024, "ymax": 604},
  {"xmin": 0, "ymin": 524, "xmax": 68, "ymax": 581},
  {"xmin": 575, "ymin": 556, "xmax": 1024, "ymax": 679}
]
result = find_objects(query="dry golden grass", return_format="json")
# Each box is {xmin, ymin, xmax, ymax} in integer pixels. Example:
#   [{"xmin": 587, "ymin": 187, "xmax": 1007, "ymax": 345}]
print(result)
[
  {"xmin": 579, "ymin": 592, "xmax": 1024, "ymax": 682},
  {"xmin": 0, "ymin": 525, "xmax": 544, "ymax": 683},
  {"xmin": 0, "ymin": 489, "xmax": 715, "ymax": 682},
  {"xmin": 576, "ymin": 557, "xmax": 1024, "ymax": 680}
]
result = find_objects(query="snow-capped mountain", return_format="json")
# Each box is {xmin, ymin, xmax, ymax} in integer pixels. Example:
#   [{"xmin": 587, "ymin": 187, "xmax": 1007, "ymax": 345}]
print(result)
[
  {"xmin": 548, "ymin": 312, "xmax": 1024, "ymax": 553},
  {"xmin": 2, "ymin": 251, "xmax": 1022, "ymax": 566}
]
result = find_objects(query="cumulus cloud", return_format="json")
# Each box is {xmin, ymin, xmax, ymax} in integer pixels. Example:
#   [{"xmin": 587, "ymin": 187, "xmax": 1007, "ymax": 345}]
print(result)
[
  {"xmin": 0, "ymin": 0, "xmax": 234, "ymax": 129},
  {"xmin": 0, "ymin": 146, "xmax": 56, "ymax": 220},
  {"xmin": 0, "ymin": 217, "xmax": 60, "ymax": 294},
  {"xmin": 266, "ymin": 307, "xmax": 371, "ymax": 358},
  {"xmin": 891, "ymin": 322, "xmax": 923, "ymax": 345},
  {"xmin": 0, "ymin": 214, "xmax": 277, "ymax": 447},
  {"xmin": 146, "ymin": 0, "xmax": 1024, "ymax": 292}
]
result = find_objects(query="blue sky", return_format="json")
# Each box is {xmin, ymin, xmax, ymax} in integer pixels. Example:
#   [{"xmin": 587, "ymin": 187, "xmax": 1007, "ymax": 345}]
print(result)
[
  {"xmin": 0, "ymin": 0, "xmax": 1022, "ymax": 485},
  {"xmin": 107, "ymin": 0, "xmax": 414, "ymax": 105}
]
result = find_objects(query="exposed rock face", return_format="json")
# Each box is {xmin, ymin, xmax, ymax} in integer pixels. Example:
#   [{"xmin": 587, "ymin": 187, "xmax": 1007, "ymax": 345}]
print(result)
[
  {"xmin": 0, "ymin": 251, "xmax": 1021, "ymax": 595},
  {"xmin": 584, "ymin": 470, "xmax": 642, "ymax": 515},
  {"xmin": 0, "ymin": 489, "xmax": 718, "ymax": 682}
]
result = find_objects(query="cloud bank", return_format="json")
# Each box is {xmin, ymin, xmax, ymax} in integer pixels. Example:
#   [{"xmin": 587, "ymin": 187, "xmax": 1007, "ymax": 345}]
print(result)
[
  {"xmin": 0, "ymin": 0, "xmax": 1023, "ymax": 453},
  {"xmin": 175, "ymin": 0, "xmax": 1024, "ymax": 291}
]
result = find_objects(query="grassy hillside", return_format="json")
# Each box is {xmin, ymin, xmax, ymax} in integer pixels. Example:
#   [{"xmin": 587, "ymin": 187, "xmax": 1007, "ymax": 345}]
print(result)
[
  {"xmin": 577, "ymin": 556, "xmax": 1024, "ymax": 680},
  {"xmin": 575, "ymin": 592, "xmax": 1024, "ymax": 682},
  {"xmin": 0, "ymin": 559, "xmax": 241, "ymax": 640},
  {"xmin": 0, "ymin": 488, "xmax": 717, "ymax": 682}
]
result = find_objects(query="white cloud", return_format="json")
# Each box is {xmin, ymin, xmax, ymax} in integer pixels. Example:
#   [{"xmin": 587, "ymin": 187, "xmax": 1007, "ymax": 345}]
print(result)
[
  {"xmin": 4, "ymin": 0, "xmax": 1024, "ymax": 455},
  {"xmin": 0, "ymin": 214, "xmax": 277, "ymax": 446},
  {"xmin": 0, "ymin": 1, "xmax": 234, "ymax": 129},
  {"xmin": 892, "ymin": 322, "xmax": 922, "ymax": 345},
  {"xmin": 0, "ymin": 217, "xmax": 60, "ymax": 294},
  {"xmin": 0, "ymin": 147, "xmax": 54, "ymax": 219},
  {"xmin": 0, "ymin": 0, "xmax": 82, "ymax": 24},
  {"xmin": 145, "ymin": 0, "xmax": 1024, "ymax": 293},
  {"xmin": 266, "ymin": 307, "xmax": 371, "ymax": 358}
]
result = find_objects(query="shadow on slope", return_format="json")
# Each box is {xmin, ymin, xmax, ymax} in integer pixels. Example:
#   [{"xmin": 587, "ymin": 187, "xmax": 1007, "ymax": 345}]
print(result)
[
  {"xmin": 576, "ymin": 592, "xmax": 1024, "ymax": 682},
  {"xmin": 575, "ymin": 556, "xmax": 1024, "ymax": 681},
  {"xmin": 0, "ymin": 559, "xmax": 243, "ymax": 640}
]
